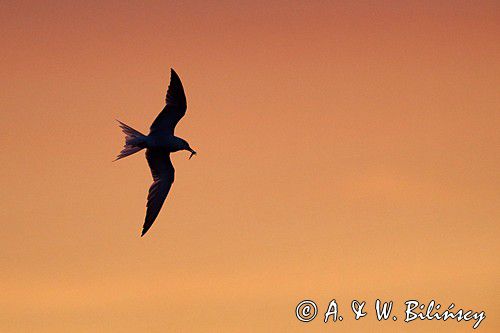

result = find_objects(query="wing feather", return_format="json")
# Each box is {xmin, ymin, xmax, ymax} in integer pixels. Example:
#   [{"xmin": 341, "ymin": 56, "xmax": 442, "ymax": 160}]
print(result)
[
  {"xmin": 142, "ymin": 148, "xmax": 175, "ymax": 236},
  {"xmin": 149, "ymin": 68, "xmax": 187, "ymax": 135}
]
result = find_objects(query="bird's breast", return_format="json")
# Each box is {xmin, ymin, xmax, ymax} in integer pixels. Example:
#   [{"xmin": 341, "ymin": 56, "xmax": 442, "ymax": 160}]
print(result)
[{"xmin": 147, "ymin": 134, "xmax": 178, "ymax": 151}]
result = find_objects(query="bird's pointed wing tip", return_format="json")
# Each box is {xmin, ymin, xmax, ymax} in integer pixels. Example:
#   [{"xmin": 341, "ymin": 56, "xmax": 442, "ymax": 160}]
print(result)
[
  {"xmin": 170, "ymin": 68, "xmax": 180, "ymax": 80},
  {"xmin": 141, "ymin": 224, "xmax": 152, "ymax": 237}
]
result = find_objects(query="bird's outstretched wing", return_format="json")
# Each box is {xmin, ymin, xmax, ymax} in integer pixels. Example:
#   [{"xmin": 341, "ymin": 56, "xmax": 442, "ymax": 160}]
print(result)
[
  {"xmin": 149, "ymin": 68, "xmax": 187, "ymax": 135},
  {"xmin": 142, "ymin": 148, "xmax": 175, "ymax": 236}
]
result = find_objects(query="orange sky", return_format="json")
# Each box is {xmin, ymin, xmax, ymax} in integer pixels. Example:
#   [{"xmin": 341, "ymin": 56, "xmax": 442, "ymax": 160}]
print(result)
[{"xmin": 1, "ymin": 1, "xmax": 499, "ymax": 332}]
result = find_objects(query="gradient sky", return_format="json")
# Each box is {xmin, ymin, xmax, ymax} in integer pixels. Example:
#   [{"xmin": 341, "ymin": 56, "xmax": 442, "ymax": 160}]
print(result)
[{"xmin": 1, "ymin": 1, "xmax": 499, "ymax": 332}]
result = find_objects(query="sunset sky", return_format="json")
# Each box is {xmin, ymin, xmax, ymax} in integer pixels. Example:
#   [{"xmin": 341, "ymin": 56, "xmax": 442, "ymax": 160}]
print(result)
[{"xmin": 1, "ymin": 1, "xmax": 499, "ymax": 332}]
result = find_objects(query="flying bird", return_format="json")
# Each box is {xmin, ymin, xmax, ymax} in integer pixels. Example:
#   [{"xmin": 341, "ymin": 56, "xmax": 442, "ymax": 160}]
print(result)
[{"xmin": 115, "ymin": 68, "xmax": 196, "ymax": 236}]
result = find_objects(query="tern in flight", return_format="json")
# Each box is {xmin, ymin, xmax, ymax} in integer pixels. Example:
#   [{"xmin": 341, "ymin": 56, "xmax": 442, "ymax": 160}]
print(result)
[{"xmin": 115, "ymin": 68, "xmax": 196, "ymax": 236}]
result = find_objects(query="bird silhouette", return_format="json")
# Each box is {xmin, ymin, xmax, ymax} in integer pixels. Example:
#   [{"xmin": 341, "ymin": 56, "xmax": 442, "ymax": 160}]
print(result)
[{"xmin": 115, "ymin": 68, "xmax": 196, "ymax": 236}]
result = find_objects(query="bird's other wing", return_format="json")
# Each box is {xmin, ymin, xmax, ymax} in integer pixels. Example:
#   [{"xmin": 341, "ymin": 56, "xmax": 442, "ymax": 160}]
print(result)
[
  {"xmin": 142, "ymin": 148, "xmax": 175, "ymax": 236},
  {"xmin": 149, "ymin": 68, "xmax": 187, "ymax": 135}
]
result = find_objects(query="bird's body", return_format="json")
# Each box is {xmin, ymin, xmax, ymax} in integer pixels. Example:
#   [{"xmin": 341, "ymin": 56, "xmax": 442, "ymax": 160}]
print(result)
[
  {"xmin": 115, "ymin": 69, "xmax": 196, "ymax": 236},
  {"xmin": 146, "ymin": 134, "xmax": 189, "ymax": 151}
]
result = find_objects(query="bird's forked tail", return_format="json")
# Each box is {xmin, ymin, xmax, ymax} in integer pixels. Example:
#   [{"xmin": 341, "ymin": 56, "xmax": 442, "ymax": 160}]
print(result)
[{"xmin": 115, "ymin": 120, "xmax": 147, "ymax": 161}]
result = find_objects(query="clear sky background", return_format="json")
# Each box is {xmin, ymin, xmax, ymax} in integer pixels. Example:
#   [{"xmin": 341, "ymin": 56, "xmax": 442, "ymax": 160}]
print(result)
[{"xmin": 1, "ymin": 1, "xmax": 499, "ymax": 332}]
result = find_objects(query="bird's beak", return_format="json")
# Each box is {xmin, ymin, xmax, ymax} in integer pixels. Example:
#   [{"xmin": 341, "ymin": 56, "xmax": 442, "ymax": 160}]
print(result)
[{"xmin": 189, "ymin": 149, "xmax": 197, "ymax": 160}]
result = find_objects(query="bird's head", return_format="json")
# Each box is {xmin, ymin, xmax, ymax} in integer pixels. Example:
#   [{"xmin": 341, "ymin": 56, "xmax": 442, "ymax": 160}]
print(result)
[{"xmin": 180, "ymin": 140, "xmax": 197, "ymax": 159}]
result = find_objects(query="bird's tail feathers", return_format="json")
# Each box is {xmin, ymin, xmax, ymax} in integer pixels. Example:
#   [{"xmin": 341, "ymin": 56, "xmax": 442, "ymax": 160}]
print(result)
[{"xmin": 115, "ymin": 120, "xmax": 147, "ymax": 161}]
